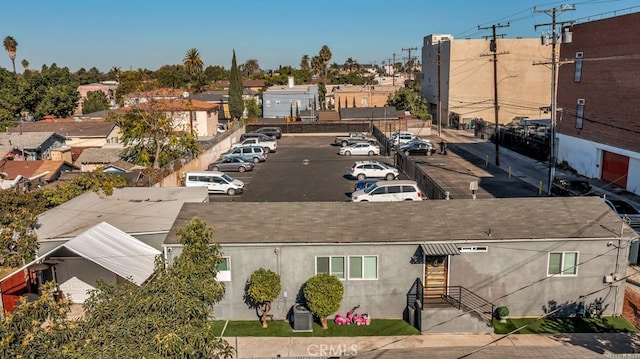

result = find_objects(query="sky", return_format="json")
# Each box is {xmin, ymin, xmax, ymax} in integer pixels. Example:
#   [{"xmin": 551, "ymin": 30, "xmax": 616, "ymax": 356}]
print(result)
[{"xmin": 1, "ymin": 0, "xmax": 639, "ymax": 73}]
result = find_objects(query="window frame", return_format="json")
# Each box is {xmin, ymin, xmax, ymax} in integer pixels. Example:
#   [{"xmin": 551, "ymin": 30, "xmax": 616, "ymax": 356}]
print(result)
[
  {"xmin": 216, "ymin": 256, "xmax": 231, "ymax": 282},
  {"xmin": 458, "ymin": 246, "xmax": 488, "ymax": 253},
  {"xmin": 574, "ymin": 52, "xmax": 583, "ymax": 83},
  {"xmin": 315, "ymin": 256, "xmax": 346, "ymax": 280},
  {"xmin": 348, "ymin": 255, "xmax": 378, "ymax": 280},
  {"xmin": 547, "ymin": 251, "xmax": 579, "ymax": 277}
]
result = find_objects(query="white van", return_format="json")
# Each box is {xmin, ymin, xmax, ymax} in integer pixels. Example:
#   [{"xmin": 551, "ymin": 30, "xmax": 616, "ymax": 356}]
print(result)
[
  {"xmin": 350, "ymin": 180, "xmax": 425, "ymax": 202},
  {"xmin": 184, "ymin": 171, "xmax": 244, "ymax": 195}
]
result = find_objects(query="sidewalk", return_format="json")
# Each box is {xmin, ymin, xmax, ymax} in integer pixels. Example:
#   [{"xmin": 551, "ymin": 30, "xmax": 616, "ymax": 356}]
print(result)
[
  {"xmin": 439, "ymin": 128, "xmax": 640, "ymax": 208},
  {"xmin": 227, "ymin": 332, "xmax": 640, "ymax": 358}
]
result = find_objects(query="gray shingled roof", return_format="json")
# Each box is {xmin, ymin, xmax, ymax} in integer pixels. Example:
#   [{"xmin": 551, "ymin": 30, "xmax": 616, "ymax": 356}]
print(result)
[
  {"xmin": 76, "ymin": 148, "xmax": 124, "ymax": 164},
  {"xmin": 164, "ymin": 196, "xmax": 634, "ymax": 245},
  {"xmin": 5, "ymin": 121, "xmax": 116, "ymax": 137},
  {"xmin": 0, "ymin": 132, "xmax": 62, "ymax": 149}
]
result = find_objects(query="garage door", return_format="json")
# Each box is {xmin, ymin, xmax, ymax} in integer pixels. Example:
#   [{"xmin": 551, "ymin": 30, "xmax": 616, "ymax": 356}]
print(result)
[
  {"xmin": 55, "ymin": 258, "xmax": 116, "ymax": 303},
  {"xmin": 601, "ymin": 151, "xmax": 629, "ymax": 188}
]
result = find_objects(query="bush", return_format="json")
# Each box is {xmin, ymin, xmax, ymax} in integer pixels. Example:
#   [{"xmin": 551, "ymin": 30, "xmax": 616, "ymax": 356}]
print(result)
[
  {"xmin": 304, "ymin": 273, "xmax": 344, "ymax": 329},
  {"xmin": 497, "ymin": 306, "xmax": 510, "ymax": 318}
]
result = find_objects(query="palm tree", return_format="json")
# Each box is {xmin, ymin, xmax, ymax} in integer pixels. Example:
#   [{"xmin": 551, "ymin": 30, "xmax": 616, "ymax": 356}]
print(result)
[
  {"xmin": 110, "ymin": 66, "xmax": 121, "ymax": 83},
  {"xmin": 183, "ymin": 48, "xmax": 204, "ymax": 76},
  {"xmin": 20, "ymin": 59, "xmax": 29, "ymax": 71},
  {"xmin": 3, "ymin": 36, "xmax": 18, "ymax": 74},
  {"xmin": 300, "ymin": 55, "xmax": 310, "ymax": 72},
  {"xmin": 319, "ymin": 45, "xmax": 332, "ymax": 80},
  {"xmin": 311, "ymin": 56, "xmax": 322, "ymax": 78}
]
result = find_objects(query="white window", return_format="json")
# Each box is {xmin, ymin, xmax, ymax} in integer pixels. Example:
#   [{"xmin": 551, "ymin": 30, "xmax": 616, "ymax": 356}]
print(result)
[
  {"xmin": 266, "ymin": 100, "xmax": 271, "ymax": 107},
  {"xmin": 316, "ymin": 256, "xmax": 345, "ymax": 279},
  {"xmin": 361, "ymin": 97, "xmax": 368, "ymax": 106},
  {"xmin": 348, "ymin": 256, "xmax": 378, "ymax": 280},
  {"xmin": 458, "ymin": 246, "xmax": 488, "ymax": 253},
  {"xmin": 275, "ymin": 100, "xmax": 280, "ymax": 106},
  {"xmin": 216, "ymin": 256, "xmax": 231, "ymax": 282},
  {"xmin": 548, "ymin": 252, "xmax": 578, "ymax": 276}
]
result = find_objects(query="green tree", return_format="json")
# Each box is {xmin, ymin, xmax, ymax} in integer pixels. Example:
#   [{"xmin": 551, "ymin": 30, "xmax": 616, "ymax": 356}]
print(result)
[
  {"xmin": 183, "ymin": 48, "xmax": 204, "ymax": 76},
  {"xmin": 304, "ymin": 273, "xmax": 343, "ymax": 329},
  {"xmin": 244, "ymin": 98, "xmax": 261, "ymax": 119},
  {"xmin": 310, "ymin": 56, "xmax": 322, "ymax": 78},
  {"xmin": 0, "ymin": 189, "xmax": 42, "ymax": 267},
  {"xmin": 109, "ymin": 101, "xmax": 201, "ymax": 169},
  {"xmin": 82, "ymin": 90, "xmax": 109, "ymax": 114},
  {"xmin": 300, "ymin": 55, "xmax": 310, "ymax": 72},
  {"xmin": 240, "ymin": 59, "xmax": 260, "ymax": 78},
  {"xmin": 246, "ymin": 268, "xmax": 281, "ymax": 328},
  {"xmin": 387, "ymin": 83, "xmax": 431, "ymax": 121},
  {"xmin": 319, "ymin": 45, "xmax": 332, "ymax": 80},
  {"xmin": 20, "ymin": 59, "xmax": 29, "ymax": 72},
  {"xmin": 75, "ymin": 218, "xmax": 232, "ymax": 358},
  {"xmin": 228, "ymin": 50, "xmax": 244, "ymax": 121},
  {"xmin": 3, "ymin": 36, "xmax": 18, "ymax": 75},
  {"xmin": 204, "ymin": 65, "xmax": 228, "ymax": 82},
  {"xmin": 0, "ymin": 67, "xmax": 20, "ymax": 130},
  {"xmin": 115, "ymin": 69, "xmax": 157, "ymax": 105},
  {"xmin": 318, "ymin": 81, "xmax": 327, "ymax": 110},
  {"xmin": 41, "ymin": 170, "xmax": 127, "ymax": 207},
  {"xmin": 19, "ymin": 63, "xmax": 80, "ymax": 119},
  {"xmin": 0, "ymin": 282, "xmax": 75, "ymax": 357},
  {"xmin": 151, "ymin": 64, "xmax": 188, "ymax": 89}
]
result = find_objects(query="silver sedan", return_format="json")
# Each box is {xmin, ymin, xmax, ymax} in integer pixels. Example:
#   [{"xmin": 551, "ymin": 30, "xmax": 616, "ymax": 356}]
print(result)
[
  {"xmin": 338, "ymin": 143, "xmax": 380, "ymax": 156},
  {"xmin": 207, "ymin": 157, "xmax": 255, "ymax": 172}
]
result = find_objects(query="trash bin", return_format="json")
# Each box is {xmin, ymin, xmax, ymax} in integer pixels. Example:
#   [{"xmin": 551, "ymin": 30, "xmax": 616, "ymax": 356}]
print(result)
[{"xmin": 292, "ymin": 304, "xmax": 313, "ymax": 332}]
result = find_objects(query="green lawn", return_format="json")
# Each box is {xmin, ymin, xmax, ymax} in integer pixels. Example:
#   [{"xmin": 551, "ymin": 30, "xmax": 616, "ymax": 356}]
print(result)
[
  {"xmin": 493, "ymin": 317, "xmax": 639, "ymax": 334},
  {"xmin": 209, "ymin": 319, "xmax": 419, "ymax": 337}
]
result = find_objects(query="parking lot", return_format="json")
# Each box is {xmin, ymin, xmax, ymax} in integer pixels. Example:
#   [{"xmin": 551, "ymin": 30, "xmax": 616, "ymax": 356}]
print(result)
[{"xmin": 205, "ymin": 135, "xmax": 403, "ymax": 202}]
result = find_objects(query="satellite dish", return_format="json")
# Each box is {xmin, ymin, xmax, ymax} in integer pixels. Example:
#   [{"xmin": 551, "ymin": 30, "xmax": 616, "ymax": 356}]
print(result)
[{"xmin": 182, "ymin": 91, "xmax": 190, "ymax": 98}]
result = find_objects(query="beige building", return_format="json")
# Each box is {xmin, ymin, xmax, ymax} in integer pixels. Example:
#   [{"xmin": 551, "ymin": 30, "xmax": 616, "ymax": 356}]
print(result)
[
  {"xmin": 421, "ymin": 34, "xmax": 552, "ymax": 128},
  {"xmin": 330, "ymin": 84, "xmax": 400, "ymax": 110}
]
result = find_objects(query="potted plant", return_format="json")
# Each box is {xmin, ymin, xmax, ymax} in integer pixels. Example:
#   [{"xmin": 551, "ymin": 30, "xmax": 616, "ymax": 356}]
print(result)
[{"xmin": 496, "ymin": 306, "xmax": 510, "ymax": 323}]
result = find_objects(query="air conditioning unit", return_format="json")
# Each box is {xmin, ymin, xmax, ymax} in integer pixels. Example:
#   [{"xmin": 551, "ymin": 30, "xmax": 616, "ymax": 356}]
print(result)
[
  {"xmin": 603, "ymin": 275, "xmax": 613, "ymax": 283},
  {"xmin": 292, "ymin": 304, "xmax": 313, "ymax": 332}
]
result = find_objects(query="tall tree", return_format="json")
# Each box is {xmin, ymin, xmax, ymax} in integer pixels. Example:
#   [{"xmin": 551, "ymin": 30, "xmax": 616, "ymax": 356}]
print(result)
[
  {"xmin": 228, "ymin": 50, "xmax": 244, "ymax": 121},
  {"xmin": 300, "ymin": 55, "xmax": 310, "ymax": 72},
  {"xmin": 20, "ymin": 59, "xmax": 29, "ymax": 71},
  {"xmin": 183, "ymin": 48, "xmax": 204, "ymax": 93},
  {"xmin": 109, "ymin": 101, "xmax": 201, "ymax": 169},
  {"xmin": 20, "ymin": 63, "xmax": 80, "ymax": 119},
  {"xmin": 3, "ymin": 36, "xmax": 18, "ymax": 75},
  {"xmin": 318, "ymin": 81, "xmax": 327, "ymax": 110},
  {"xmin": 311, "ymin": 56, "xmax": 322, "ymax": 78},
  {"xmin": 319, "ymin": 45, "xmax": 332, "ymax": 80}
]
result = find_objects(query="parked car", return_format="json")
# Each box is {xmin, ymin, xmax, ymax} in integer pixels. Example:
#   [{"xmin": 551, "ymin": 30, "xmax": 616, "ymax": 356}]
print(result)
[
  {"xmin": 241, "ymin": 132, "xmax": 274, "ymax": 141},
  {"xmin": 255, "ymin": 127, "xmax": 282, "ymax": 139},
  {"xmin": 401, "ymin": 141, "xmax": 436, "ymax": 156},
  {"xmin": 353, "ymin": 178, "xmax": 380, "ymax": 192},
  {"xmin": 231, "ymin": 137, "xmax": 277, "ymax": 153},
  {"xmin": 338, "ymin": 143, "xmax": 380, "ymax": 156},
  {"xmin": 184, "ymin": 171, "xmax": 244, "ymax": 195},
  {"xmin": 351, "ymin": 180, "xmax": 425, "ymax": 202},
  {"xmin": 207, "ymin": 157, "xmax": 255, "ymax": 173},
  {"xmin": 550, "ymin": 176, "xmax": 594, "ymax": 197},
  {"xmin": 348, "ymin": 160, "xmax": 399, "ymax": 181},
  {"xmin": 391, "ymin": 133, "xmax": 418, "ymax": 147},
  {"xmin": 334, "ymin": 132, "xmax": 377, "ymax": 147},
  {"xmin": 604, "ymin": 197, "xmax": 640, "ymax": 232},
  {"xmin": 398, "ymin": 138, "xmax": 430, "ymax": 151},
  {"xmin": 222, "ymin": 146, "xmax": 267, "ymax": 163}
]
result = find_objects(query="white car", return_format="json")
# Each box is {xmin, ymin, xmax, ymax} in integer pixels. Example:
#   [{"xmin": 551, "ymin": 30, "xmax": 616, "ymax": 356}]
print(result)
[
  {"xmin": 351, "ymin": 180, "xmax": 425, "ymax": 202},
  {"xmin": 348, "ymin": 161, "xmax": 399, "ymax": 181},
  {"xmin": 184, "ymin": 171, "xmax": 244, "ymax": 195},
  {"xmin": 338, "ymin": 143, "xmax": 380, "ymax": 156}
]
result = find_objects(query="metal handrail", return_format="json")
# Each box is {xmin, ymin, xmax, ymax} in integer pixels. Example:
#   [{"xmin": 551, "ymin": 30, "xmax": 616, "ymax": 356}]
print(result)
[
  {"xmin": 406, "ymin": 278, "xmax": 424, "ymax": 308},
  {"xmin": 442, "ymin": 286, "xmax": 494, "ymax": 324}
]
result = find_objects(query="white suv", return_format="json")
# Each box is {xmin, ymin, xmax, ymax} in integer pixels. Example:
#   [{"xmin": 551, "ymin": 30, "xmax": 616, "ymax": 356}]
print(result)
[
  {"xmin": 349, "ymin": 161, "xmax": 399, "ymax": 180},
  {"xmin": 351, "ymin": 180, "xmax": 425, "ymax": 202}
]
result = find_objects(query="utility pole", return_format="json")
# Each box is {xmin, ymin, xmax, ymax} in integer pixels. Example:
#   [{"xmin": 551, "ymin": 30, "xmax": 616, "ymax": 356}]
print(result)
[
  {"xmin": 437, "ymin": 41, "xmax": 441, "ymax": 137},
  {"xmin": 402, "ymin": 47, "xmax": 417, "ymax": 82},
  {"xmin": 478, "ymin": 23, "xmax": 509, "ymax": 167},
  {"xmin": 534, "ymin": 4, "xmax": 575, "ymax": 195},
  {"xmin": 392, "ymin": 53, "xmax": 397, "ymax": 86}
]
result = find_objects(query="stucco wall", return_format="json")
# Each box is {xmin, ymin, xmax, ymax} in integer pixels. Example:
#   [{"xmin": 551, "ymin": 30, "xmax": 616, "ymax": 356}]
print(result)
[
  {"xmin": 450, "ymin": 239, "xmax": 628, "ymax": 317},
  {"xmin": 167, "ymin": 243, "xmax": 423, "ymax": 320},
  {"xmin": 557, "ymin": 133, "xmax": 640, "ymax": 195},
  {"xmin": 165, "ymin": 236, "xmax": 628, "ymax": 321}
]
